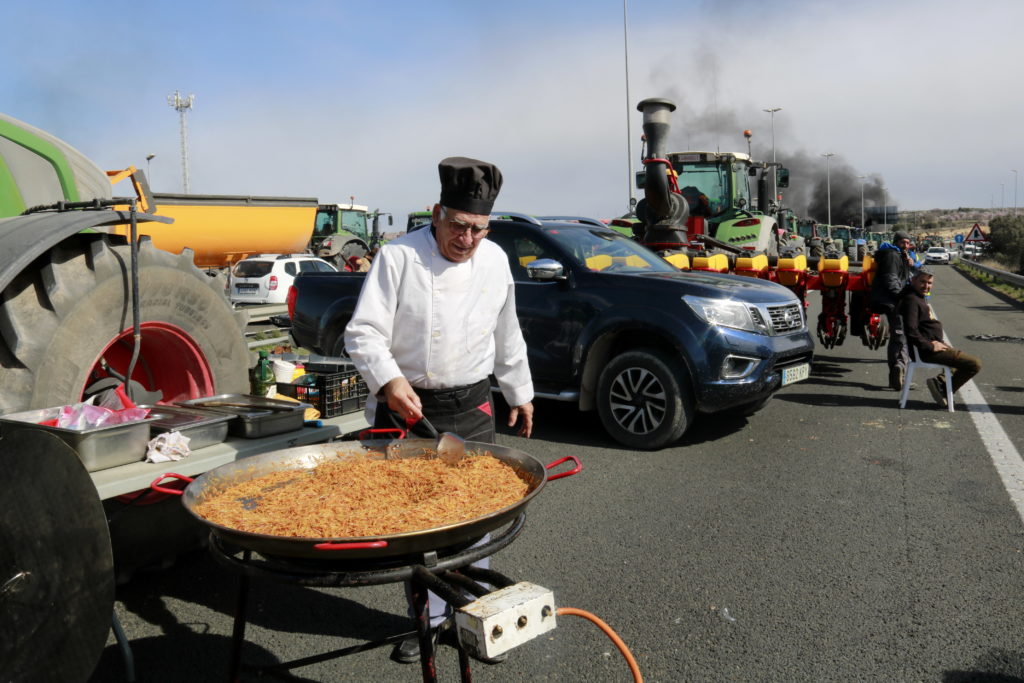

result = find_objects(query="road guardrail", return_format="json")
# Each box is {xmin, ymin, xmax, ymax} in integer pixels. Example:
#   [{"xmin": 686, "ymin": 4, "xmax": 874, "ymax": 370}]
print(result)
[{"xmin": 958, "ymin": 259, "xmax": 1024, "ymax": 289}]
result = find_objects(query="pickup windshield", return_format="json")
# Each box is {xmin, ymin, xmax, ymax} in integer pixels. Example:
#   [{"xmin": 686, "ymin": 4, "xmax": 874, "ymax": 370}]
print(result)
[{"xmin": 542, "ymin": 227, "xmax": 678, "ymax": 273}]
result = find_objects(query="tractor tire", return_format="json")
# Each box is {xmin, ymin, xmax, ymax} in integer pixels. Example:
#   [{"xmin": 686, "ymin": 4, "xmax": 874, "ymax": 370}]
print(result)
[
  {"xmin": 341, "ymin": 239, "xmax": 369, "ymax": 263},
  {"xmin": 857, "ymin": 244, "xmax": 867, "ymax": 262},
  {"xmin": 596, "ymin": 349, "xmax": 693, "ymax": 450},
  {"xmin": 847, "ymin": 245, "xmax": 858, "ymax": 262},
  {"xmin": 0, "ymin": 234, "xmax": 249, "ymax": 413}
]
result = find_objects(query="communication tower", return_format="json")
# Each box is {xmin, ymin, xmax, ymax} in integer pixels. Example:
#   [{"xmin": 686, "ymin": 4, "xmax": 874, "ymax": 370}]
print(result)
[{"xmin": 167, "ymin": 91, "xmax": 195, "ymax": 193}]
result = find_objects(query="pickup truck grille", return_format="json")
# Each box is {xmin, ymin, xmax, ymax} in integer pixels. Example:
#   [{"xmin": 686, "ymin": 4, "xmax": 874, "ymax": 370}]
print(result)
[{"xmin": 766, "ymin": 302, "xmax": 805, "ymax": 335}]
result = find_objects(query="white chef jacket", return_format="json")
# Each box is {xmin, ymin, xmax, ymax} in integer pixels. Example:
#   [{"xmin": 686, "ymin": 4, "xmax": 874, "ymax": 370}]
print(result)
[{"xmin": 344, "ymin": 227, "xmax": 533, "ymax": 422}]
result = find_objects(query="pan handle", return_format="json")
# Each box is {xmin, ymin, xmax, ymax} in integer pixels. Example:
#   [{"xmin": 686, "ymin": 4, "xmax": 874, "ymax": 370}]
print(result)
[
  {"xmin": 313, "ymin": 540, "xmax": 389, "ymax": 551},
  {"xmin": 359, "ymin": 428, "xmax": 406, "ymax": 440},
  {"xmin": 150, "ymin": 473, "xmax": 194, "ymax": 495},
  {"xmin": 408, "ymin": 416, "xmax": 440, "ymax": 438},
  {"xmin": 545, "ymin": 456, "xmax": 582, "ymax": 481}
]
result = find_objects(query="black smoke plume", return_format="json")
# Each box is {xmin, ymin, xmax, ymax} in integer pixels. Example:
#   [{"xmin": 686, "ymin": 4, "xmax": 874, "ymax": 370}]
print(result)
[{"xmin": 642, "ymin": 84, "xmax": 893, "ymax": 226}]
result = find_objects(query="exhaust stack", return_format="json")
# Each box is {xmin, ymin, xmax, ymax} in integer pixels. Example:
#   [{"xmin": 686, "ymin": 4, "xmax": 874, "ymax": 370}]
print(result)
[{"xmin": 635, "ymin": 98, "xmax": 688, "ymax": 249}]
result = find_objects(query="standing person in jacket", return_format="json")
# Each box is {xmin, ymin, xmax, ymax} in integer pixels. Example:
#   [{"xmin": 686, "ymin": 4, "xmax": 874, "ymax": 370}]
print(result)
[
  {"xmin": 344, "ymin": 156, "xmax": 534, "ymax": 664},
  {"xmin": 900, "ymin": 267, "xmax": 981, "ymax": 407},
  {"xmin": 870, "ymin": 230, "xmax": 917, "ymax": 390}
]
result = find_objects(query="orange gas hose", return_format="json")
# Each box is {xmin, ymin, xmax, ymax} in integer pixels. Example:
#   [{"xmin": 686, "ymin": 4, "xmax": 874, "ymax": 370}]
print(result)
[{"xmin": 556, "ymin": 607, "xmax": 643, "ymax": 683}]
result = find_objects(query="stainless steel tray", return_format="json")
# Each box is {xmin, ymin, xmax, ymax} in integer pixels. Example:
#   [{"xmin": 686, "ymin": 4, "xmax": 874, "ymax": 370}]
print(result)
[
  {"xmin": 0, "ymin": 407, "xmax": 157, "ymax": 472},
  {"xmin": 175, "ymin": 394, "xmax": 308, "ymax": 438},
  {"xmin": 138, "ymin": 404, "xmax": 233, "ymax": 451}
]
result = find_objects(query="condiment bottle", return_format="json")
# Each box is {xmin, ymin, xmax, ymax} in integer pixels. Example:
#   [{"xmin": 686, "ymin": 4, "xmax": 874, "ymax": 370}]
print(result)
[{"xmin": 251, "ymin": 350, "xmax": 275, "ymax": 397}]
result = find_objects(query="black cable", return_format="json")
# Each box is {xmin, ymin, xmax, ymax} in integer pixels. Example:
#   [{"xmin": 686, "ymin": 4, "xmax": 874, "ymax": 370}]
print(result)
[{"xmin": 124, "ymin": 199, "xmax": 141, "ymax": 402}]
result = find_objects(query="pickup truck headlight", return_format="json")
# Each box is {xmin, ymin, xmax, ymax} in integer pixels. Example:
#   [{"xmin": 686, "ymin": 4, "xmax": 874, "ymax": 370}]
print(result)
[{"xmin": 683, "ymin": 295, "xmax": 770, "ymax": 335}]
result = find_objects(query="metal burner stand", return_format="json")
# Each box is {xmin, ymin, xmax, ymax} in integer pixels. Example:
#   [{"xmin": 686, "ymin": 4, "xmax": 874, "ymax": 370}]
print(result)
[{"xmin": 208, "ymin": 513, "xmax": 526, "ymax": 683}]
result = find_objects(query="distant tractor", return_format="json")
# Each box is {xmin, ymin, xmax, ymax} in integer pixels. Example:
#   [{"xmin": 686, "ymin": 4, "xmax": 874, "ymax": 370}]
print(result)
[
  {"xmin": 311, "ymin": 202, "xmax": 380, "ymax": 267},
  {"xmin": 631, "ymin": 100, "xmax": 795, "ymax": 262},
  {"xmin": 406, "ymin": 210, "xmax": 432, "ymax": 232}
]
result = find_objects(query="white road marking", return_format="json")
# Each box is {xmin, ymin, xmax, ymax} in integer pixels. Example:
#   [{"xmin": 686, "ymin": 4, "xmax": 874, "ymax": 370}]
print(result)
[
  {"xmin": 931, "ymin": 312, "xmax": 1024, "ymax": 523},
  {"xmin": 960, "ymin": 379, "xmax": 1024, "ymax": 523}
]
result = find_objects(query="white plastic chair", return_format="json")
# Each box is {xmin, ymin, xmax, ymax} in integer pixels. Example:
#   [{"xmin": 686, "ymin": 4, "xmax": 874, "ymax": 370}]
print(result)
[{"xmin": 899, "ymin": 344, "xmax": 954, "ymax": 412}]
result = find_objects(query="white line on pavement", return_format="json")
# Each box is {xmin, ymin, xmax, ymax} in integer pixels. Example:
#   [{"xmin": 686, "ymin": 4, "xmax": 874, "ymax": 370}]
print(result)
[
  {"xmin": 934, "ymin": 310, "xmax": 1024, "ymax": 523},
  {"xmin": 959, "ymin": 379, "xmax": 1024, "ymax": 524}
]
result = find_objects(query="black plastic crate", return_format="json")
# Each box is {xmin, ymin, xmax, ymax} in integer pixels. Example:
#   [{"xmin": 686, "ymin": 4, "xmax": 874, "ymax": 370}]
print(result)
[
  {"xmin": 277, "ymin": 370, "xmax": 367, "ymax": 418},
  {"xmin": 306, "ymin": 359, "xmax": 356, "ymax": 375}
]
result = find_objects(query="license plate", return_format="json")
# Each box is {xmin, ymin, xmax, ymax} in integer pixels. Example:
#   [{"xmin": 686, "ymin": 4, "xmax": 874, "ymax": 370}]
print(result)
[
  {"xmin": 781, "ymin": 363, "xmax": 810, "ymax": 386},
  {"xmin": 235, "ymin": 283, "xmax": 258, "ymax": 291}
]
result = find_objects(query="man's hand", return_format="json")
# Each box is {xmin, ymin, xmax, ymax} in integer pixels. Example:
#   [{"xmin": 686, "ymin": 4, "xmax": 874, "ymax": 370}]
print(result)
[
  {"xmin": 508, "ymin": 402, "xmax": 534, "ymax": 438},
  {"xmin": 930, "ymin": 340, "xmax": 949, "ymax": 353},
  {"xmin": 382, "ymin": 377, "xmax": 423, "ymax": 422}
]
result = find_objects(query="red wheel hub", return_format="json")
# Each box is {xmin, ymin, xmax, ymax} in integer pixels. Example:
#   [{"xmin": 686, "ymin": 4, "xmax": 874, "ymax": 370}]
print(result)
[{"xmin": 86, "ymin": 322, "xmax": 215, "ymax": 404}]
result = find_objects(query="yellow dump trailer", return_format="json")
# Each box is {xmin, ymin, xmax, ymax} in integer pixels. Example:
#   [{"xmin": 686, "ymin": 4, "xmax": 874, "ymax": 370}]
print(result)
[{"xmin": 111, "ymin": 193, "xmax": 319, "ymax": 268}]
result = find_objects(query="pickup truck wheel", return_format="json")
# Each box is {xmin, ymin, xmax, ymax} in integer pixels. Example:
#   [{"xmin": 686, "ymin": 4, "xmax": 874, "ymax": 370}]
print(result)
[{"xmin": 597, "ymin": 349, "xmax": 693, "ymax": 450}]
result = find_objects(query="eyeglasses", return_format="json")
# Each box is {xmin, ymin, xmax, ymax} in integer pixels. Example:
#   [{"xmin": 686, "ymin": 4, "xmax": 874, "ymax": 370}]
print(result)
[{"xmin": 447, "ymin": 215, "xmax": 490, "ymax": 236}]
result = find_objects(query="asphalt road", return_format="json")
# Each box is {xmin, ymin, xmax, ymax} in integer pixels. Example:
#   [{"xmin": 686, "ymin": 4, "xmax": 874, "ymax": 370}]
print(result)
[{"xmin": 90, "ymin": 266, "xmax": 1024, "ymax": 683}]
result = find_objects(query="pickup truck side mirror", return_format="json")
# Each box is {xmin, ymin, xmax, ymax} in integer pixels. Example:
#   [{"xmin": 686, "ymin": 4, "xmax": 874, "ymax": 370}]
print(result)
[{"xmin": 526, "ymin": 258, "xmax": 566, "ymax": 282}]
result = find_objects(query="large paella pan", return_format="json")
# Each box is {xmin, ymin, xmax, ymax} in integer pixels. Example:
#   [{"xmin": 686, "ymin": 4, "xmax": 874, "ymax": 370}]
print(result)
[{"xmin": 152, "ymin": 439, "xmax": 579, "ymax": 560}]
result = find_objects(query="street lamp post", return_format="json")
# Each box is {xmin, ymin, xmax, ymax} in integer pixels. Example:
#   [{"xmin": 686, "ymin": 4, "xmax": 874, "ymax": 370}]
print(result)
[
  {"xmin": 145, "ymin": 154, "xmax": 155, "ymax": 183},
  {"xmin": 858, "ymin": 175, "xmax": 866, "ymax": 232},
  {"xmin": 622, "ymin": 0, "xmax": 635, "ymax": 213},
  {"xmin": 1013, "ymin": 169, "xmax": 1019, "ymax": 215},
  {"xmin": 821, "ymin": 152, "xmax": 835, "ymax": 226},
  {"xmin": 763, "ymin": 107, "xmax": 782, "ymax": 163},
  {"xmin": 1001, "ymin": 183, "xmax": 1005, "ymax": 211}
]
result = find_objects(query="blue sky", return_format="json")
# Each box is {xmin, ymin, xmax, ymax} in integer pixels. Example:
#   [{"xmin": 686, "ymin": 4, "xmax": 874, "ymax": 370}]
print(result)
[{"xmin": 4, "ymin": 0, "xmax": 1023, "ymax": 224}]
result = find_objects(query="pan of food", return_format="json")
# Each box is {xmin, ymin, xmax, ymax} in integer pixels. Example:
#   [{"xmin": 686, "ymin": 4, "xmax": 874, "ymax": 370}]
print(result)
[{"xmin": 151, "ymin": 439, "xmax": 580, "ymax": 561}]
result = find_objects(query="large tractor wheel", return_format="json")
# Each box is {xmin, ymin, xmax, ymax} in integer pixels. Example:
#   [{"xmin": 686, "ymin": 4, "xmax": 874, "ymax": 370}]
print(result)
[
  {"xmin": 596, "ymin": 349, "xmax": 694, "ymax": 450},
  {"xmin": 340, "ymin": 238, "xmax": 369, "ymax": 262},
  {"xmin": 0, "ymin": 234, "xmax": 249, "ymax": 414}
]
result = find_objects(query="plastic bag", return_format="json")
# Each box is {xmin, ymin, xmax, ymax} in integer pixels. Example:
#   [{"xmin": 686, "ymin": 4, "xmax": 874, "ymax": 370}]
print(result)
[{"xmin": 54, "ymin": 383, "xmax": 149, "ymax": 429}]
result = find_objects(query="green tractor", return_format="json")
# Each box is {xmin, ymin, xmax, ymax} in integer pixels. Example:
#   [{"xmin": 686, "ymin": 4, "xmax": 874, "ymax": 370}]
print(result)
[
  {"xmin": 307, "ymin": 201, "xmax": 391, "ymax": 266},
  {"xmin": 406, "ymin": 210, "xmax": 432, "ymax": 232},
  {"xmin": 634, "ymin": 144, "xmax": 793, "ymax": 259},
  {"xmin": 312, "ymin": 203, "xmax": 392, "ymax": 267}
]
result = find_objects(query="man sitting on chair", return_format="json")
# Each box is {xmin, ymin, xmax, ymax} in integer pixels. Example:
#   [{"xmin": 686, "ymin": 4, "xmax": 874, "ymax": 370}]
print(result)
[{"xmin": 900, "ymin": 266, "xmax": 982, "ymax": 408}]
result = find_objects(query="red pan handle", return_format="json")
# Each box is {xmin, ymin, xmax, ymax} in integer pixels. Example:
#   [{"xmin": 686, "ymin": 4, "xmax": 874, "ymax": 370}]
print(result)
[
  {"xmin": 313, "ymin": 540, "xmax": 389, "ymax": 551},
  {"xmin": 545, "ymin": 456, "xmax": 582, "ymax": 481},
  {"xmin": 150, "ymin": 473, "xmax": 194, "ymax": 495},
  {"xmin": 359, "ymin": 428, "xmax": 406, "ymax": 440}
]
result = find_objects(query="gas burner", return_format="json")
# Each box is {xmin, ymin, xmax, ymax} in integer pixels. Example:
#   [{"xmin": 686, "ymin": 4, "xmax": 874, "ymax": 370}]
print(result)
[{"xmin": 210, "ymin": 514, "xmax": 527, "ymax": 682}]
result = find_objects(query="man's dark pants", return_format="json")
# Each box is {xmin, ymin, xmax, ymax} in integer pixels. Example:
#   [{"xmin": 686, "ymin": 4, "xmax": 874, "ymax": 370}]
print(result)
[
  {"xmin": 920, "ymin": 347, "xmax": 982, "ymax": 393},
  {"xmin": 886, "ymin": 311, "xmax": 908, "ymax": 379}
]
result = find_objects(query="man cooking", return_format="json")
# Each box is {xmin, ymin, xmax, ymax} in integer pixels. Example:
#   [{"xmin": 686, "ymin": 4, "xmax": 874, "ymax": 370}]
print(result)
[{"xmin": 344, "ymin": 156, "xmax": 534, "ymax": 663}]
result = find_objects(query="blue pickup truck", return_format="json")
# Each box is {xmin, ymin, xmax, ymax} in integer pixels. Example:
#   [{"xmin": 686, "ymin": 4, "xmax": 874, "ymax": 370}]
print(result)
[{"xmin": 289, "ymin": 216, "xmax": 814, "ymax": 449}]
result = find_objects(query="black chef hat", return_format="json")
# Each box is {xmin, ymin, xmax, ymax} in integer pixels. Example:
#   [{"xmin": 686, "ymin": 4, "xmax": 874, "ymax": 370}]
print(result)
[{"xmin": 438, "ymin": 157, "xmax": 503, "ymax": 216}]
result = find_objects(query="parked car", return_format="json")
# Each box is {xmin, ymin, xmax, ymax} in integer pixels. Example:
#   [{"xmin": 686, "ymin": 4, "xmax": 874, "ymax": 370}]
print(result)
[
  {"xmin": 924, "ymin": 246, "xmax": 951, "ymax": 265},
  {"xmin": 230, "ymin": 254, "xmax": 337, "ymax": 304},
  {"xmin": 288, "ymin": 216, "xmax": 814, "ymax": 449}
]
